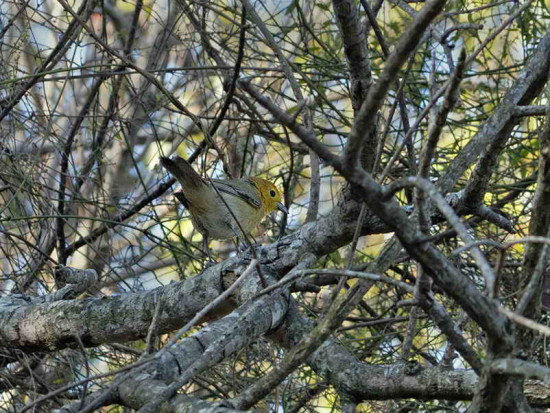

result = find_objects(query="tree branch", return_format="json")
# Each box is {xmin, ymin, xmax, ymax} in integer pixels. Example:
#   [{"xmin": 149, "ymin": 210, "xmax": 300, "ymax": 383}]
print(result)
[{"xmin": 342, "ymin": 0, "xmax": 447, "ymax": 171}]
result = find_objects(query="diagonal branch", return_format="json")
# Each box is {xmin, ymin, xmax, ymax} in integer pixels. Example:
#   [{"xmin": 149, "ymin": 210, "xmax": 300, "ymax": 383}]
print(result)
[
  {"xmin": 342, "ymin": 0, "xmax": 447, "ymax": 171},
  {"xmin": 438, "ymin": 27, "xmax": 550, "ymax": 194}
]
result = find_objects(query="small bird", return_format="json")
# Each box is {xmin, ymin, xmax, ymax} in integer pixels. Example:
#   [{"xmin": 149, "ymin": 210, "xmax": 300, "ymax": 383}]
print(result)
[{"xmin": 160, "ymin": 156, "xmax": 288, "ymax": 259}]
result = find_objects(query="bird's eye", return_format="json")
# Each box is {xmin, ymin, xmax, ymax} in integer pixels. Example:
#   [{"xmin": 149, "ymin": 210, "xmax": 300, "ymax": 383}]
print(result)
[{"xmin": 269, "ymin": 189, "xmax": 276, "ymax": 197}]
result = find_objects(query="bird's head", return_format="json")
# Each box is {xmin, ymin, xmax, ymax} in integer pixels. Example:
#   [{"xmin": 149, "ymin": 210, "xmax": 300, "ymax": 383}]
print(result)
[{"xmin": 252, "ymin": 177, "xmax": 288, "ymax": 215}]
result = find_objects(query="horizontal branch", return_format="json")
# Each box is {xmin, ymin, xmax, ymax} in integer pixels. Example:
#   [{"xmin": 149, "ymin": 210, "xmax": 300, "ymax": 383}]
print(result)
[
  {"xmin": 0, "ymin": 267, "xmax": 227, "ymax": 352},
  {"xmin": 490, "ymin": 358, "xmax": 550, "ymax": 384},
  {"xmin": 0, "ymin": 191, "xmax": 390, "ymax": 352},
  {"xmin": 514, "ymin": 105, "xmax": 547, "ymax": 117},
  {"xmin": 274, "ymin": 302, "xmax": 478, "ymax": 401}
]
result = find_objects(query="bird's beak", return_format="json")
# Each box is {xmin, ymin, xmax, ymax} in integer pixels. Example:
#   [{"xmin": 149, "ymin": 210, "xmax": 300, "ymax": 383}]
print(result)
[{"xmin": 277, "ymin": 202, "xmax": 288, "ymax": 214}]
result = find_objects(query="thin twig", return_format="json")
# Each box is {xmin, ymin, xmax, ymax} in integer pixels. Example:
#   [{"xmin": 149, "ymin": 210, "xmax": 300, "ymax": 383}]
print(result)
[
  {"xmin": 465, "ymin": 0, "xmax": 535, "ymax": 67},
  {"xmin": 385, "ymin": 177, "xmax": 496, "ymax": 296},
  {"xmin": 254, "ymin": 268, "xmax": 413, "ymax": 299},
  {"xmin": 20, "ymin": 359, "xmax": 153, "ymax": 413},
  {"xmin": 0, "ymin": 0, "xmax": 94, "ymax": 121},
  {"xmin": 143, "ymin": 290, "xmax": 164, "ymax": 356},
  {"xmin": 57, "ymin": 0, "xmax": 201, "ymax": 126},
  {"xmin": 240, "ymin": 0, "xmax": 319, "ymax": 221},
  {"xmin": 56, "ymin": 77, "xmax": 105, "ymax": 266},
  {"xmin": 499, "ymin": 307, "xmax": 550, "ymax": 337}
]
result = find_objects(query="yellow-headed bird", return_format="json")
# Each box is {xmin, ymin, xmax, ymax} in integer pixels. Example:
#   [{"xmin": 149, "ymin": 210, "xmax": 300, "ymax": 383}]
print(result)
[{"xmin": 160, "ymin": 156, "xmax": 287, "ymax": 259}]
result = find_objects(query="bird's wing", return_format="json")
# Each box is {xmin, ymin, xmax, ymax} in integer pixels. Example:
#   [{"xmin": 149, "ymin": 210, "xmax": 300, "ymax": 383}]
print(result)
[
  {"xmin": 212, "ymin": 178, "xmax": 261, "ymax": 209},
  {"xmin": 173, "ymin": 191, "xmax": 190, "ymax": 209}
]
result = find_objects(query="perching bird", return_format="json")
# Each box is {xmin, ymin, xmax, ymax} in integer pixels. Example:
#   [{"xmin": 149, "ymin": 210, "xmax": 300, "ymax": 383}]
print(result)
[{"xmin": 160, "ymin": 156, "xmax": 287, "ymax": 258}]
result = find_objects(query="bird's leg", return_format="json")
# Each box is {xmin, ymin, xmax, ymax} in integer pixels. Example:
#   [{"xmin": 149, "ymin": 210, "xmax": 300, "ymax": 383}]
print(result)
[
  {"xmin": 202, "ymin": 236, "xmax": 215, "ymax": 264},
  {"xmin": 229, "ymin": 226, "xmax": 251, "ymax": 253}
]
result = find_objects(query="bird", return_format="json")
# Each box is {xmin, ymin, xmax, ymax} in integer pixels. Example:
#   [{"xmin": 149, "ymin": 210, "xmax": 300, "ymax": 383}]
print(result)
[{"xmin": 160, "ymin": 156, "xmax": 288, "ymax": 259}]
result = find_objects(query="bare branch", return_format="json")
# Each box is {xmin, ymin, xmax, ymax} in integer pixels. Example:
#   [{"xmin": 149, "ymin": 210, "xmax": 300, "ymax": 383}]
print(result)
[{"xmin": 342, "ymin": 0, "xmax": 447, "ymax": 171}]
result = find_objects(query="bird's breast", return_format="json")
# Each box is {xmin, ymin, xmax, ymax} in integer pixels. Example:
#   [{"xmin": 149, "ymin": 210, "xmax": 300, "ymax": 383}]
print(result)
[{"xmin": 187, "ymin": 189, "xmax": 264, "ymax": 239}]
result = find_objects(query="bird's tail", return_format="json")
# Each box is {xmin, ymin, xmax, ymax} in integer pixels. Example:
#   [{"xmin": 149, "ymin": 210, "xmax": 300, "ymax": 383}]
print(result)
[{"xmin": 160, "ymin": 156, "xmax": 205, "ymax": 190}]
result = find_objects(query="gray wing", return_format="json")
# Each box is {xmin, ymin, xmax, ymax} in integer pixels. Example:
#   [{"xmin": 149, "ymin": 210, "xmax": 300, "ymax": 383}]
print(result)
[{"xmin": 211, "ymin": 178, "xmax": 261, "ymax": 209}]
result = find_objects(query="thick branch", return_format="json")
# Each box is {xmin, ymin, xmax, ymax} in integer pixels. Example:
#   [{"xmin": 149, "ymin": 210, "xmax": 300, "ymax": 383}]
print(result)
[
  {"xmin": 0, "ymin": 267, "xmax": 228, "ymax": 352},
  {"xmin": 272, "ymin": 302, "xmax": 477, "ymax": 401},
  {"xmin": 332, "ymin": 0, "xmax": 371, "ymax": 111},
  {"xmin": 0, "ymin": 190, "xmax": 390, "ymax": 352}
]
